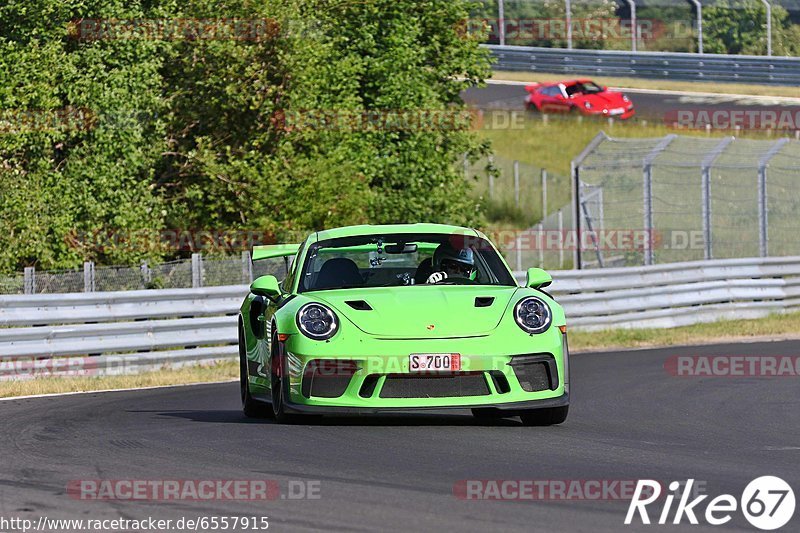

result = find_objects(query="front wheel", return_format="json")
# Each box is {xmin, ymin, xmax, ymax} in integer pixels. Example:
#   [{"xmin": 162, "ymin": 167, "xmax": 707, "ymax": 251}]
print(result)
[{"xmin": 519, "ymin": 406, "xmax": 568, "ymax": 426}]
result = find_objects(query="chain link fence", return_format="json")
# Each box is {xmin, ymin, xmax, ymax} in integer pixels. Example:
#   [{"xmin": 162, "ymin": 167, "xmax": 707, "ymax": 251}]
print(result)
[
  {"xmin": 574, "ymin": 132, "xmax": 800, "ymax": 268},
  {"xmin": 0, "ymin": 253, "xmax": 291, "ymax": 295}
]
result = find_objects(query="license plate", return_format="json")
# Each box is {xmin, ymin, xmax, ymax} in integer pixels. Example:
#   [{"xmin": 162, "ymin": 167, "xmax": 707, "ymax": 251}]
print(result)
[
  {"xmin": 609, "ymin": 108, "xmax": 625, "ymax": 116},
  {"xmin": 409, "ymin": 353, "xmax": 461, "ymax": 372}
]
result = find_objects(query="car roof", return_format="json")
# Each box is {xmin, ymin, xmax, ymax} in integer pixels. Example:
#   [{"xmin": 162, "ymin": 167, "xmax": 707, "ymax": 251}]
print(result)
[
  {"xmin": 545, "ymin": 79, "xmax": 591, "ymax": 87},
  {"xmin": 312, "ymin": 223, "xmax": 482, "ymax": 242}
]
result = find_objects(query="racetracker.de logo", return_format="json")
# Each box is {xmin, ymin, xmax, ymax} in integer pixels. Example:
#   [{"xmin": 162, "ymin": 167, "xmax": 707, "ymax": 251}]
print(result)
[
  {"xmin": 453, "ymin": 479, "xmax": 659, "ymax": 501},
  {"xmin": 665, "ymin": 108, "xmax": 800, "ymax": 131},
  {"xmin": 664, "ymin": 356, "xmax": 800, "ymax": 378},
  {"xmin": 66, "ymin": 479, "xmax": 321, "ymax": 501}
]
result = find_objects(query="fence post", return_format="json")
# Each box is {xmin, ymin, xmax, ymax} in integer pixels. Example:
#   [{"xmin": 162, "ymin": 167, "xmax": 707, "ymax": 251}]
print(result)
[
  {"xmin": 762, "ymin": 0, "xmax": 772, "ymax": 56},
  {"xmin": 24, "ymin": 266, "xmax": 35, "ymax": 294},
  {"xmin": 626, "ymin": 0, "xmax": 637, "ymax": 52},
  {"xmin": 689, "ymin": 0, "xmax": 703, "ymax": 54},
  {"xmin": 701, "ymin": 168, "xmax": 712, "ymax": 260},
  {"xmin": 191, "ymin": 253, "xmax": 203, "ymax": 288},
  {"xmin": 538, "ymin": 223, "xmax": 544, "ymax": 268},
  {"xmin": 487, "ymin": 155, "xmax": 494, "ymax": 200},
  {"xmin": 498, "ymin": 0, "xmax": 505, "ymax": 46},
  {"xmin": 643, "ymin": 164, "xmax": 654, "ymax": 266},
  {"xmin": 515, "ymin": 233, "xmax": 522, "ymax": 271},
  {"xmin": 140, "ymin": 261, "xmax": 151, "ymax": 287},
  {"xmin": 557, "ymin": 209, "xmax": 564, "ymax": 269},
  {"xmin": 541, "ymin": 168, "xmax": 548, "ymax": 219},
  {"xmin": 83, "ymin": 261, "xmax": 95, "ymax": 292},
  {"xmin": 513, "ymin": 161, "xmax": 520, "ymax": 208},
  {"xmin": 701, "ymin": 137, "xmax": 734, "ymax": 260},
  {"xmin": 565, "ymin": 0, "xmax": 573, "ymax": 49},
  {"xmin": 242, "ymin": 251, "xmax": 253, "ymax": 283},
  {"xmin": 757, "ymin": 138, "xmax": 788, "ymax": 257},
  {"xmin": 758, "ymin": 167, "xmax": 768, "ymax": 257},
  {"xmin": 571, "ymin": 161, "xmax": 581, "ymax": 269}
]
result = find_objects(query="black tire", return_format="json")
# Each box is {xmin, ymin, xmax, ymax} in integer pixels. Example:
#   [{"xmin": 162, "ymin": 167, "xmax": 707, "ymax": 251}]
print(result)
[
  {"xmin": 519, "ymin": 406, "xmax": 569, "ymax": 426},
  {"xmin": 270, "ymin": 331, "xmax": 299, "ymax": 424},
  {"xmin": 240, "ymin": 324, "xmax": 272, "ymax": 418}
]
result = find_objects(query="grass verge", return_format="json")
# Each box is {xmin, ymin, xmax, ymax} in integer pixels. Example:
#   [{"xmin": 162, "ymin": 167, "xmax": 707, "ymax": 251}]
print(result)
[
  {"xmin": 0, "ymin": 360, "xmax": 238, "ymax": 399},
  {"xmin": 492, "ymin": 70, "xmax": 800, "ymax": 99},
  {"xmin": 569, "ymin": 311, "xmax": 800, "ymax": 352}
]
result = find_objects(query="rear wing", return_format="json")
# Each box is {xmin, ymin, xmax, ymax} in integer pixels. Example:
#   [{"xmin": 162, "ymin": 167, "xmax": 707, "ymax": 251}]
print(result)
[
  {"xmin": 252, "ymin": 244, "xmax": 300, "ymax": 261},
  {"xmin": 524, "ymin": 82, "xmax": 541, "ymax": 93}
]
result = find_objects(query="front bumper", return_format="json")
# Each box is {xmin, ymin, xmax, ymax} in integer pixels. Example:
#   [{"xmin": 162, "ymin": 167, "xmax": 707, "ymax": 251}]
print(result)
[
  {"xmin": 283, "ymin": 392, "xmax": 569, "ymax": 416},
  {"xmin": 277, "ymin": 328, "xmax": 569, "ymax": 411}
]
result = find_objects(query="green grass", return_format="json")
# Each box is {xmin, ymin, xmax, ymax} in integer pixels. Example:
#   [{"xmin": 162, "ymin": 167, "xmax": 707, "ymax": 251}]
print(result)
[
  {"xmin": 492, "ymin": 71, "xmax": 800, "ymax": 99},
  {"xmin": 569, "ymin": 310, "xmax": 800, "ymax": 352},
  {"xmin": 0, "ymin": 360, "xmax": 237, "ymax": 398}
]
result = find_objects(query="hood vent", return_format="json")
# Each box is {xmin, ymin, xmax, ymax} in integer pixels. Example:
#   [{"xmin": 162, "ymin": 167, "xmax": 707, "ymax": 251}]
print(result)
[
  {"xmin": 345, "ymin": 300, "xmax": 373, "ymax": 311},
  {"xmin": 474, "ymin": 296, "xmax": 495, "ymax": 308}
]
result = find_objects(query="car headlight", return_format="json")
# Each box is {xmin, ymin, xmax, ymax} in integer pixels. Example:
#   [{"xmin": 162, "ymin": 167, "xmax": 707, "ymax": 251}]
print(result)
[
  {"xmin": 514, "ymin": 296, "xmax": 552, "ymax": 334},
  {"xmin": 296, "ymin": 303, "xmax": 339, "ymax": 340},
  {"xmin": 583, "ymin": 101, "xmax": 592, "ymax": 109}
]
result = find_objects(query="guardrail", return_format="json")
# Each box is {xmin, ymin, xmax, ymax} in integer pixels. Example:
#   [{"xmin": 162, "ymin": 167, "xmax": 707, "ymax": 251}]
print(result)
[
  {"xmin": 0, "ymin": 286, "xmax": 245, "ymax": 380},
  {"xmin": 487, "ymin": 45, "xmax": 800, "ymax": 86},
  {"xmin": 3, "ymin": 256, "xmax": 800, "ymax": 379}
]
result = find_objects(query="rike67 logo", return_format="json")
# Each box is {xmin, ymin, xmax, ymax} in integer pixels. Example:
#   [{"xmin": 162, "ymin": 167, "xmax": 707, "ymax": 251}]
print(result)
[{"xmin": 626, "ymin": 477, "xmax": 795, "ymax": 530}]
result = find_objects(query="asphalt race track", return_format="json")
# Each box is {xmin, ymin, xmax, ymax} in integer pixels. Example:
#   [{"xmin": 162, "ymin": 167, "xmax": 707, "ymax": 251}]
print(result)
[
  {"xmin": 462, "ymin": 82, "xmax": 800, "ymax": 122},
  {"xmin": 2, "ymin": 340, "xmax": 798, "ymax": 532}
]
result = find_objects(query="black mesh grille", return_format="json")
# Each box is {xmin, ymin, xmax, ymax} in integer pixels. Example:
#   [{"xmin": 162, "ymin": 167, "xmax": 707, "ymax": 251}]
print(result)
[
  {"xmin": 509, "ymin": 355, "xmax": 558, "ymax": 392},
  {"xmin": 359, "ymin": 374, "xmax": 380, "ymax": 398},
  {"xmin": 302, "ymin": 360, "xmax": 358, "ymax": 398},
  {"xmin": 379, "ymin": 372, "xmax": 490, "ymax": 398},
  {"xmin": 488, "ymin": 370, "xmax": 511, "ymax": 394}
]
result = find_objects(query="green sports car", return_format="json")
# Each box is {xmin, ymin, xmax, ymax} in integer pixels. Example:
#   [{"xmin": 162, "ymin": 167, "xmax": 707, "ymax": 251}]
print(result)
[{"xmin": 238, "ymin": 223, "xmax": 569, "ymax": 425}]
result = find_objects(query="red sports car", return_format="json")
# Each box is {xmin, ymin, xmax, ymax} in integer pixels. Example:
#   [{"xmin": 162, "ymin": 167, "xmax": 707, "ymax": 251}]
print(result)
[{"xmin": 525, "ymin": 79, "xmax": 635, "ymax": 119}]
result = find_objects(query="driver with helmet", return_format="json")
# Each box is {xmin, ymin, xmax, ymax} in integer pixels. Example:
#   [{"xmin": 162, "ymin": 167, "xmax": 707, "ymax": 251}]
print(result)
[{"xmin": 426, "ymin": 243, "xmax": 477, "ymax": 283}]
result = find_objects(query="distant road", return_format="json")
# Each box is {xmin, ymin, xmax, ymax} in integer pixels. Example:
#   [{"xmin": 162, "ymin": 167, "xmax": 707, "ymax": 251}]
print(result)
[{"xmin": 462, "ymin": 80, "xmax": 800, "ymax": 123}]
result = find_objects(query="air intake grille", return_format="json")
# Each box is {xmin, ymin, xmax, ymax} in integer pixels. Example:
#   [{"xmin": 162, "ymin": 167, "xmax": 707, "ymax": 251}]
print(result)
[
  {"xmin": 509, "ymin": 355, "xmax": 558, "ymax": 392},
  {"xmin": 302, "ymin": 360, "xmax": 359, "ymax": 398},
  {"xmin": 379, "ymin": 372, "xmax": 490, "ymax": 398}
]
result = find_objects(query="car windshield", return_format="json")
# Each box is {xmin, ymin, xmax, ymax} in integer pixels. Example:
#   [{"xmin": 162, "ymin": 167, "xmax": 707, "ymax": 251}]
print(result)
[
  {"xmin": 565, "ymin": 81, "xmax": 604, "ymax": 96},
  {"xmin": 298, "ymin": 233, "xmax": 516, "ymax": 292}
]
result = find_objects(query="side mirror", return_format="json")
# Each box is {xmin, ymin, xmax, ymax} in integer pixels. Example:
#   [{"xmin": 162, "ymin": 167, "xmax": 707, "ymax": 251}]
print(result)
[
  {"xmin": 250, "ymin": 275, "xmax": 281, "ymax": 298},
  {"xmin": 526, "ymin": 267, "xmax": 552, "ymax": 289}
]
